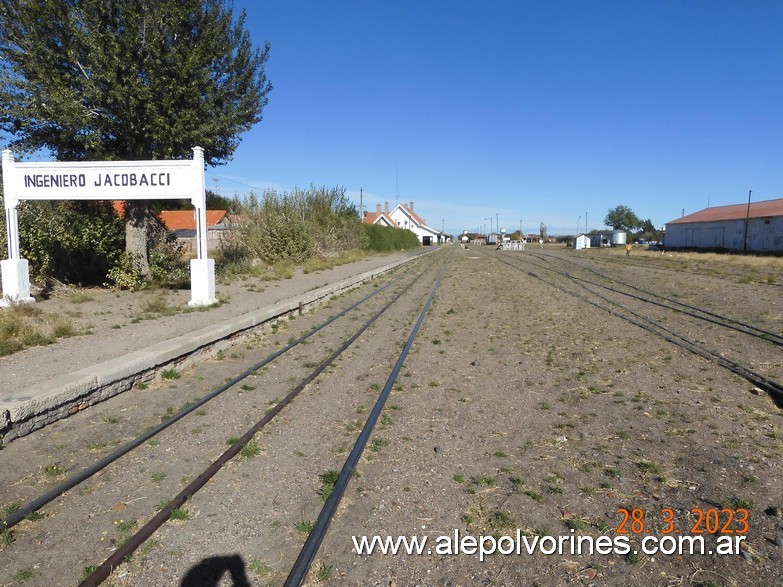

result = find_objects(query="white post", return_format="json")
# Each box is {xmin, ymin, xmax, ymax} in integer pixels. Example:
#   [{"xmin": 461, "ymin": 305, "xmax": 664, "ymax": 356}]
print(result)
[
  {"xmin": 188, "ymin": 146, "xmax": 216, "ymax": 306},
  {"xmin": 1, "ymin": 150, "xmax": 35, "ymax": 307}
]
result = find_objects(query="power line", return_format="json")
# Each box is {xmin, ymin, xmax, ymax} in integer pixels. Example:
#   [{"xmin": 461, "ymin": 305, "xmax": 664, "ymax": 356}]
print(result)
[{"xmin": 204, "ymin": 170, "xmax": 268, "ymax": 193}]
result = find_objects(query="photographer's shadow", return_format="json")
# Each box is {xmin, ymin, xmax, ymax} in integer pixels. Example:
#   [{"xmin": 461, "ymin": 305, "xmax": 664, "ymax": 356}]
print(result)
[{"xmin": 180, "ymin": 554, "xmax": 251, "ymax": 587}]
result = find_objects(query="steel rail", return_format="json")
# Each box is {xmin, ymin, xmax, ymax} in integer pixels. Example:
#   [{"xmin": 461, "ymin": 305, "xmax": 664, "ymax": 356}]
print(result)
[
  {"xmin": 527, "ymin": 250, "xmax": 783, "ymax": 345},
  {"xmin": 491, "ymin": 253, "xmax": 783, "ymax": 404},
  {"xmin": 78, "ymin": 255, "xmax": 448, "ymax": 587},
  {"xmin": 284, "ymin": 253, "xmax": 449, "ymax": 586},
  {"xmin": 565, "ymin": 271, "xmax": 783, "ymax": 346},
  {"xmin": 1, "ymin": 258, "xmax": 425, "ymax": 532},
  {"xmin": 557, "ymin": 249, "xmax": 783, "ymax": 288}
]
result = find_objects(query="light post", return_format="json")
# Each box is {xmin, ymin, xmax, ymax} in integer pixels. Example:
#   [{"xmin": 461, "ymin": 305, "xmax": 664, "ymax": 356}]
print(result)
[
  {"xmin": 519, "ymin": 219, "xmax": 523, "ymax": 240},
  {"xmin": 576, "ymin": 215, "xmax": 581, "ymax": 236}
]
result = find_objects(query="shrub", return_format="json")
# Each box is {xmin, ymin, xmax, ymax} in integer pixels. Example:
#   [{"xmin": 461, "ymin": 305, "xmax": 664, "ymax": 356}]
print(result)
[
  {"xmin": 364, "ymin": 224, "xmax": 420, "ymax": 251},
  {"xmin": 239, "ymin": 191, "xmax": 315, "ymax": 264},
  {"xmin": 18, "ymin": 201, "xmax": 125, "ymax": 284},
  {"xmin": 106, "ymin": 253, "xmax": 147, "ymax": 291}
]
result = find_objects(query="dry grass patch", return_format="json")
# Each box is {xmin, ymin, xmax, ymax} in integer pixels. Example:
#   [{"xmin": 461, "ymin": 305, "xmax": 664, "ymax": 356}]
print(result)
[{"xmin": 0, "ymin": 304, "xmax": 78, "ymax": 356}]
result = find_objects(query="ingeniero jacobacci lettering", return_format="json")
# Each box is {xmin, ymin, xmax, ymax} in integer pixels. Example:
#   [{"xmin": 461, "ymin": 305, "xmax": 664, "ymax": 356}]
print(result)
[{"xmin": 23, "ymin": 171, "xmax": 171, "ymax": 189}]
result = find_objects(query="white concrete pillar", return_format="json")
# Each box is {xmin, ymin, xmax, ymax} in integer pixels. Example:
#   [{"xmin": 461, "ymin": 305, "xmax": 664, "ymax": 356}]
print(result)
[
  {"xmin": 188, "ymin": 258, "xmax": 216, "ymax": 307},
  {"xmin": 1, "ymin": 258, "xmax": 35, "ymax": 306}
]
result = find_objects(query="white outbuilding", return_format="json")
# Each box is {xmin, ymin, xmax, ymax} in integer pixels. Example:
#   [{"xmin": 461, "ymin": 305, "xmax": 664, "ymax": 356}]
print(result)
[{"xmin": 574, "ymin": 234, "xmax": 590, "ymax": 250}]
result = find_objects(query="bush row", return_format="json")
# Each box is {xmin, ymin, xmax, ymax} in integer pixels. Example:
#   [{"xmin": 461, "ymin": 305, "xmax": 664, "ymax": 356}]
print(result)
[
  {"xmin": 364, "ymin": 223, "xmax": 421, "ymax": 251},
  {"xmin": 0, "ymin": 185, "xmax": 421, "ymax": 288}
]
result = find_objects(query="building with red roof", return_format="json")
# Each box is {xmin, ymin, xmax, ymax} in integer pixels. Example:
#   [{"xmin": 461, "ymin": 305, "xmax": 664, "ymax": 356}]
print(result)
[{"xmin": 664, "ymin": 197, "xmax": 783, "ymax": 252}]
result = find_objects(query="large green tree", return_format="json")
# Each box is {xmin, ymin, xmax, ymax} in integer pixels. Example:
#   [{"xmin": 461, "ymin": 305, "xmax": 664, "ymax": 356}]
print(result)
[
  {"xmin": 604, "ymin": 205, "xmax": 642, "ymax": 232},
  {"xmin": 0, "ymin": 0, "xmax": 271, "ymax": 278}
]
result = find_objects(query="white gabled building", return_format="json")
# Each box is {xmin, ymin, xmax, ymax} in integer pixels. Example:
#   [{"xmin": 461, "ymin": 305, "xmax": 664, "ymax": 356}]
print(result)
[{"xmin": 388, "ymin": 201, "xmax": 442, "ymax": 245}]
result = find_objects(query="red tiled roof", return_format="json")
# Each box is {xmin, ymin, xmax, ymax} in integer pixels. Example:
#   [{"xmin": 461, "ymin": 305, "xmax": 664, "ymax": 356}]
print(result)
[
  {"xmin": 159, "ymin": 210, "xmax": 227, "ymax": 230},
  {"xmin": 363, "ymin": 212, "xmax": 398, "ymax": 227},
  {"xmin": 667, "ymin": 198, "xmax": 783, "ymax": 224}
]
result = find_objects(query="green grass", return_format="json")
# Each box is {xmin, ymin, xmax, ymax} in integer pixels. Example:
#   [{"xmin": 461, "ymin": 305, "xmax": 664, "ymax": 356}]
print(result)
[
  {"xmin": 115, "ymin": 519, "xmax": 137, "ymax": 532},
  {"xmin": 316, "ymin": 563, "xmax": 333, "ymax": 581},
  {"xmin": 636, "ymin": 460, "xmax": 661, "ymax": 475},
  {"xmin": 240, "ymin": 440, "xmax": 261, "ymax": 459},
  {"xmin": 161, "ymin": 368, "xmax": 181, "ymax": 380},
  {"xmin": 42, "ymin": 464, "xmax": 66, "ymax": 478},
  {"xmin": 473, "ymin": 475, "xmax": 496, "ymax": 487},
  {"xmin": 1, "ymin": 530, "xmax": 16, "ymax": 545},
  {"xmin": 318, "ymin": 470, "xmax": 340, "ymax": 501},
  {"xmin": 488, "ymin": 510, "xmax": 516, "ymax": 530},
  {"xmin": 12, "ymin": 570, "xmax": 34, "ymax": 582},
  {"xmin": 295, "ymin": 520, "xmax": 315, "ymax": 533},
  {"xmin": 3, "ymin": 503, "xmax": 21, "ymax": 516},
  {"xmin": 170, "ymin": 507, "xmax": 192, "ymax": 521},
  {"xmin": 721, "ymin": 497, "xmax": 754, "ymax": 510},
  {"xmin": 247, "ymin": 560, "xmax": 274, "ymax": 576},
  {"xmin": 566, "ymin": 516, "xmax": 588, "ymax": 531},
  {"xmin": 369, "ymin": 437, "xmax": 389, "ymax": 452}
]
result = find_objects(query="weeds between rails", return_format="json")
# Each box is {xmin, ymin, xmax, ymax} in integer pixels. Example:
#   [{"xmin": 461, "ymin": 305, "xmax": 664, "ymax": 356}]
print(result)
[
  {"xmin": 284, "ymin": 254, "xmax": 450, "ymax": 586},
  {"xmin": 79, "ymin": 251, "xmax": 452, "ymax": 587},
  {"xmin": 526, "ymin": 250, "xmax": 783, "ymax": 347},
  {"xmin": 0, "ymin": 254, "xmax": 441, "ymax": 533},
  {"xmin": 564, "ymin": 247, "xmax": 782, "ymax": 287},
  {"xmin": 483, "ymin": 249, "xmax": 783, "ymax": 406}
]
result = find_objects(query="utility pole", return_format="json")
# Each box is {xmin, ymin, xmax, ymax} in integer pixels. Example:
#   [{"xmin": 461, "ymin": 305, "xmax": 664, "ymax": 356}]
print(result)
[
  {"xmin": 359, "ymin": 187, "xmax": 363, "ymax": 220},
  {"xmin": 395, "ymin": 167, "xmax": 399, "ymax": 206},
  {"xmin": 743, "ymin": 190, "xmax": 752, "ymax": 252},
  {"xmin": 585, "ymin": 212, "xmax": 588, "ymax": 234}
]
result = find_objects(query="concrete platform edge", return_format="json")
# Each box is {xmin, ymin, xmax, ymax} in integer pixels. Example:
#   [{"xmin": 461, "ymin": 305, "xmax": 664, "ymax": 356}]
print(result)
[{"xmin": 0, "ymin": 254, "xmax": 417, "ymax": 443}]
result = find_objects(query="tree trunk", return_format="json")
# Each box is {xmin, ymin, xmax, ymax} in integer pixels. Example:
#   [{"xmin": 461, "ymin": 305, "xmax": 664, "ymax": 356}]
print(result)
[{"xmin": 124, "ymin": 201, "xmax": 152, "ymax": 279}]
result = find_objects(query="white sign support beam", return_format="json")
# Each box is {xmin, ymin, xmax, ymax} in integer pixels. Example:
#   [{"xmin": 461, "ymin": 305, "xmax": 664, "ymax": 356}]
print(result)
[{"xmin": 1, "ymin": 147, "xmax": 216, "ymax": 307}]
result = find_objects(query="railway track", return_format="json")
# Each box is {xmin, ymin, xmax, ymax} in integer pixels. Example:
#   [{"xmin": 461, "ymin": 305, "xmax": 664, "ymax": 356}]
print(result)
[
  {"xmin": 573, "ymin": 249, "xmax": 783, "ymax": 288},
  {"xmin": 2, "ymin": 246, "xmax": 781, "ymax": 586},
  {"xmin": 0, "ymin": 248, "xmax": 451, "ymax": 586},
  {"xmin": 486, "ymin": 248, "xmax": 783, "ymax": 405}
]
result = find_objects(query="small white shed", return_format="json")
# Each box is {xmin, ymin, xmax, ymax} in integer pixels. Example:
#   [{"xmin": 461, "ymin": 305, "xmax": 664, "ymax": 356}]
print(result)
[{"xmin": 574, "ymin": 234, "xmax": 590, "ymax": 250}]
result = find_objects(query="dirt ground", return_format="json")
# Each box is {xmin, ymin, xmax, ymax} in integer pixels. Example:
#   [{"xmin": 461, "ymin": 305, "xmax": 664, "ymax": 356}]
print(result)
[{"xmin": 1, "ymin": 246, "xmax": 782, "ymax": 587}]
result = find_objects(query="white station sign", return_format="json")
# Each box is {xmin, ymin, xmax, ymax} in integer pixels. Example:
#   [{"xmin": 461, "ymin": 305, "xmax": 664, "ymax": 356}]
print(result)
[
  {"xmin": 1, "ymin": 148, "xmax": 216, "ymax": 307},
  {"xmin": 4, "ymin": 159, "xmax": 199, "ymax": 204}
]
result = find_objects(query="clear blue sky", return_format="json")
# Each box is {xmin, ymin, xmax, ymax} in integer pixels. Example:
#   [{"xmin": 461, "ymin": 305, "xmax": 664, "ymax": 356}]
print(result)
[{"xmin": 214, "ymin": 1, "xmax": 782, "ymax": 236}]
